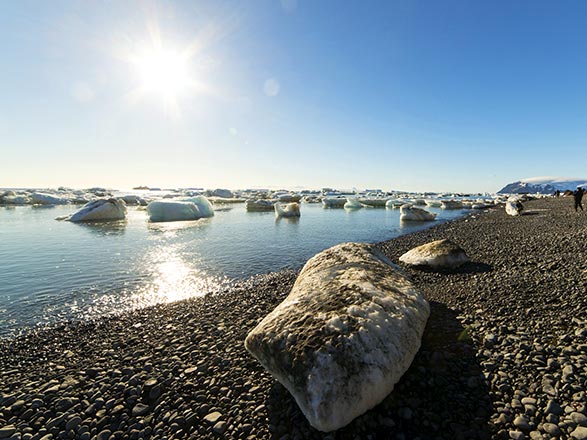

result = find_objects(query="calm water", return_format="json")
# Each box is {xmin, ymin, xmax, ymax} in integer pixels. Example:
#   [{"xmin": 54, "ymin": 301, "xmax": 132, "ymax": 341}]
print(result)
[{"xmin": 0, "ymin": 203, "xmax": 467, "ymax": 337}]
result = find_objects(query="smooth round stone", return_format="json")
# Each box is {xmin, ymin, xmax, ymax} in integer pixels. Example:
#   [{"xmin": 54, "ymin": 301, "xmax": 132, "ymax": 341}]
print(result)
[
  {"xmin": 203, "ymin": 412, "xmax": 222, "ymax": 424},
  {"xmin": 213, "ymin": 421, "xmax": 228, "ymax": 435},
  {"xmin": 572, "ymin": 412, "xmax": 587, "ymax": 427},
  {"xmin": 0, "ymin": 426, "xmax": 16, "ymax": 439},
  {"xmin": 509, "ymin": 430, "xmax": 525, "ymax": 440},
  {"xmin": 514, "ymin": 415, "xmax": 532, "ymax": 431},
  {"xmin": 541, "ymin": 423, "xmax": 561, "ymax": 436},
  {"xmin": 572, "ymin": 426, "xmax": 587, "ymax": 440}
]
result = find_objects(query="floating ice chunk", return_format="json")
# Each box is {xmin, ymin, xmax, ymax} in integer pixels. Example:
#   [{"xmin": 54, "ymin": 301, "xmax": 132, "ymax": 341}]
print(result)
[
  {"xmin": 65, "ymin": 199, "xmax": 127, "ymax": 222},
  {"xmin": 275, "ymin": 202, "xmax": 301, "ymax": 218},
  {"xmin": 440, "ymin": 200, "xmax": 463, "ymax": 209},
  {"xmin": 245, "ymin": 199, "xmax": 275, "ymax": 211},
  {"xmin": 180, "ymin": 196, "xmax": 215, "ymax": 218},
  {"xmin": 278, "ymin": 194, "xmax": 302, "ymax": 203},
  {"xmin": 399, "ymin": 204, "xmax": 436, "ymax": 221},
  {"xmin": 322, "ymin": 197, "xmax": 347, "ymax": 209},
  {"xmin": 206, "ymin": 188, "xmax": 234, "ymax": 198},
  {"xmin": 358, "ymin": 198, "xmax": 387, "ymax": 207},
  {"xmin": 424, "ymin": 199, "xmax": 442, "ymax": 208},
  {"xmin": 399, "ymin": 239, "xmax": 470, "ymax": 269},
  {"xmin": 31, "ymin": 192, "xmax": 70, "ymax": 205},
  {"xmin": 147, "ymin": 198, "xmax": 214, "ymax": 222},
  {"xmin": 245, "ymin": 243, "xmax": 429, "ymax": 432},
  {"xmin": 120, "ymin": 195, "xmax": 147, "ymax": 206},
  {"xmin": 1, "ymin": 193, "xmax": 30, "ymax": 205},
  {"xmin": 344, "ymin": 198, "xmax": 363, "ymax": 210},
  {"xmin": 385, "ymin": 199, "xmax": 404, "ymax": 209}
]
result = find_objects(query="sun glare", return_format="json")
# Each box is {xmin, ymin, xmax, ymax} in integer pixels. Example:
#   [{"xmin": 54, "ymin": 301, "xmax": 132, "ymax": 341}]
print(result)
[{"xmin": 135, "ymin": 49, "xmax": 190, "ymax": 98}]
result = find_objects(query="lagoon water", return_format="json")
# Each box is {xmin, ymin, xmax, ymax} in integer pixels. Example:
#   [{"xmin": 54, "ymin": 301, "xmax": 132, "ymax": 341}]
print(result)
[{"xmin": 0, "ymin": 203, "xmax": 467, "ymax": 337}]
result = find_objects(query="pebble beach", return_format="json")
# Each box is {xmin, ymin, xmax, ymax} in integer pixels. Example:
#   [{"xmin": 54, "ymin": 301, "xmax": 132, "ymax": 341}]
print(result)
[{"xmin": 2, "ymin": 196, "xmax": 587, "ymax": 440}]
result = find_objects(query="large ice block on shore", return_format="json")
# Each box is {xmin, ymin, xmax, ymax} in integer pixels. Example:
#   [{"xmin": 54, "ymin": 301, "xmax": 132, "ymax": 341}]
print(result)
[
  {"xmin": 147, "ymin": 197, "xmax": 214, "ymax": 222},
  {"xmin": 245, "ymin": 242, "xmax": 430, "ymax": 432},
  {"xmin": 399, "ymin": 239, "xmax": 470, "ymax": 269},
  {"xmin": 66, "ymin": 199, "xmax": 127, "ymax": 222}
]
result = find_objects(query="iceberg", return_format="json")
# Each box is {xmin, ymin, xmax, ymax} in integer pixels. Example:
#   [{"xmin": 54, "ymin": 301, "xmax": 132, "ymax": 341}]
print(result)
[
  {"xmin": 358, "ymin": 198, "xmax": 387, "ymax": 207},
  {"xmin": 275, "ymin": 202, "xmax": 301, "ymax": 218},
  {"xmin": 147, "ymin": 197, "xmax": 214, "ymax": 222},
  {"xmin": 322, "ymin": 197, "xmax": 347, "ymax": 208},
  {"xmin": 65, "ymin": 199, "xmax": 127, "ymax": 222},
  {"xmin": 400, "ymin": 204, "xmax": 436, "ymax": 221},
  {"xmin": 440, "ymin": 200, "xmax": 463, "ymax": 210},
  {"xmin": 31, "ymin": 192, "xmax": 70, "ymax": 205},
  {"xmin": 344, "ymin": 198, "xmax": 363, "ymax": 210},
  {"xmin": 245, "ymin": 199, "xmax": 275, "ymax": 212}
]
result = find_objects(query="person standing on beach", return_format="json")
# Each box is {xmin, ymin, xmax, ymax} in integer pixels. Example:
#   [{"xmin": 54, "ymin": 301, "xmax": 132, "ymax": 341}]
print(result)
[{"xmin": 573, "ymin": 187, "xmax": 584, "ymax": 211}]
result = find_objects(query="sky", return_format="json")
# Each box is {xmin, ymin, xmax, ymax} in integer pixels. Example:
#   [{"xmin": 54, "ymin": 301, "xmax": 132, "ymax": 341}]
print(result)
[{"xmin": 2, "ymin": 0, "xmax": 587, "ymax": 193}]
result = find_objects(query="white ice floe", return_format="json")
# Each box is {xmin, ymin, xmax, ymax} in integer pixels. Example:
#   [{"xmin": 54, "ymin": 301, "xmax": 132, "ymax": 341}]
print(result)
[
  {"xmin": 65, "ymin": 199, "xmax": 127, "ymax": 222},
  {"xmin": 31, "ymin": 192, "xmax": 70, "ymax": 205},
  {"xmin": 147, "ymin": 197, "xmax": 214, "ymax": 222},
  {"xmin": 424, "ymin": 199, "xmax": 442, "ymax": 208},
  {"xmin": 399, "ymin": 204, "xmax": 436, "ymax": 221},
  {"xmin": 275, "ymin": 202, "xmax": 301, "ymax": 218},
  {"xmin": 358, "ymin": 198, "xmax": 387, "ymax": 208},
  {"xmin": 245, "ymin": 199, "xmax": 275, "ymax": 211},
  {"xmin": 344, "ymin": 198, "xmax": 363, "ymax": 210},
  {"xmin": 440, "ymin": 200, "xmax": 463, "ymax": 210},
  {"xmin": 385, "ymin": 199, "xmax": 405, "ymax": 209},
  {"xmin": 322, "ymin": 197, "xmax": 347, "ymax": 208},
  {"xmin": 245, "ymin": 243, "xmax": 429, "ymax": 432}
]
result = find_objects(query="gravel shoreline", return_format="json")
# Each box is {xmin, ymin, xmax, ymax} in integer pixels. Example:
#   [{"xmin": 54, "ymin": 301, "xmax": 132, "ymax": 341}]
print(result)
[{"xmin": 2, "ymin": 197, "xmax": 587, "ymax": 440}]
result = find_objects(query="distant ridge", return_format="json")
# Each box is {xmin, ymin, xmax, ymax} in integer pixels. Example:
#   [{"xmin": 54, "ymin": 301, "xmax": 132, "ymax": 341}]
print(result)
[{"xmin": 498, "ymin": 176, "xmax": 587, "ymax": 194}]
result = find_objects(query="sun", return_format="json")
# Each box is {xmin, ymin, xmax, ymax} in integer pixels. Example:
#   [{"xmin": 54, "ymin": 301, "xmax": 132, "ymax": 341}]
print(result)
[{"xmin": 134, "ymin": 48, "xmax": 190, "ymax": 99}]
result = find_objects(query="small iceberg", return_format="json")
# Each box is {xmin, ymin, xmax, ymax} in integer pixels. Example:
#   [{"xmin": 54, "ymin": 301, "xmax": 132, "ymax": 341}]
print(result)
[
  {"xmin": 400, "ymin": 204, "xmax": 437, "ymax": 221},
  {"xmin": 31, "ymin": 192, "xmax": 70, "ymax": 205},
  {"xmin": 385, "ymin": 199, "xmax": 406, "ymax": 209},
  {"xmin": 245, "ymin": 199, "xmax": 275, "ymax": 212},
  {"xmin": 344, "ymin": 198, "xmax": 363, "ymax": 210},
  {"xmin": 358, "ymin": 198, "xmax": 387, "ymax": 208},
  {"xmin": 440, "ymin": 200, "xmax": 463, "ymax": 210},
  {"xmin": 322, "ymin": 197, "xmax": 347, "ymax": 209},
  {"xmin": 275, "ymin": 202, "xmax": 301, "ymax": 218},
  {"xmin": 147, "ymin": 197, "xmax": 214, "ymax": 222},
  {"xmin": 64, "ymin": 199, "xmax": 127, "ymax": 222}
]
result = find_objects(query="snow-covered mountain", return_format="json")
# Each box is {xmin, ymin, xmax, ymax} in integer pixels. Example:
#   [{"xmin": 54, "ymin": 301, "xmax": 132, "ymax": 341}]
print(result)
[{"xmin": 498, "ymin": 177, "xmax": 587, "ymax": 194}]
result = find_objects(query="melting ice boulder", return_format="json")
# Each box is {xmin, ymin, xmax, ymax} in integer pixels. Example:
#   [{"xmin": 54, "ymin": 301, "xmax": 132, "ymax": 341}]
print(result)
[
  {"xmin": 344, "ymin": 198, "xmax": 363, "ymax": 210},
  {"xmin": 245, "ymin": 242, "xmax": 430, "ymax": 432},
  {"xmin": 322, "ymin": 197, "xmax": 347, "ymax": 208},
  {"xmin": 399, "ymin": 239, "xmax": 470, "ymax": 269},
  {"xmin": 399, "ymin": 204, "xmax": 436, "ymax": 221},
  {"xmin": 245, "ymin": 199, "xmax": 275, "ymax": 211},
  {"xmin": 275, "ymin": 202, "xmax": 301, "ymax": 218},
  {"xmin": 147, "ymin": 197, "xmax": 214, "ymax": 222},
  {"xmin": 66, "ymin": 199, "xmax": 127, "ymax": 222},
  {"xmin": 440, "ymin": 200, "xmax": 463, "ymax": 210},
  {"xmin": 31, "ymin": 192, "xmax": 70, "ymax": 205},
  {"xmin": 505, "ymin": 200, "xmax": 524, "ymax": 216}
]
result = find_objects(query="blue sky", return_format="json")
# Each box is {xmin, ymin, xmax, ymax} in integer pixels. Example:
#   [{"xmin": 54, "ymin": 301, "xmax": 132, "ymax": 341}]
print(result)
[{"xmin": 2, "ymin": 0, "xmax": 587, "ymax": 192}]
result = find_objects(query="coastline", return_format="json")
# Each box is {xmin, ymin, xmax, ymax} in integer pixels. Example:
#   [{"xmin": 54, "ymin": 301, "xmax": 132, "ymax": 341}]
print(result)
[{"xmin": 2, "ymin": 197, "xmax": 586, "ymax": 439}]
